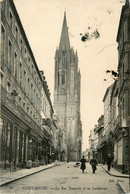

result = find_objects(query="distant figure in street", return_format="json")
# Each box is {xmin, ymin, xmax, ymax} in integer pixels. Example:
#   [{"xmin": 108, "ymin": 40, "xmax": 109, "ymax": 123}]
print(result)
[
  {"xmin": 90, "ymin": 158, "xmax": 98, "ymax": 174},
  {"xmin": 107, "ymin": 154, "xmax": 112, "ymax": 171},
  {"xmin": 45, "ymin": 155, "xmax": 48, "ymax": 165},
  {"xmin": 80, "ymin": 156, "xmax": 86, "ymax": 173}
]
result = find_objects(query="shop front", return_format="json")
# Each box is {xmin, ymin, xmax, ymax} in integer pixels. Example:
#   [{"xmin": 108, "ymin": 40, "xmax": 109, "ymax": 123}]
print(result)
[{"xmin": 0, "ymin": 102, "xmax": 43, "ymax": 171}]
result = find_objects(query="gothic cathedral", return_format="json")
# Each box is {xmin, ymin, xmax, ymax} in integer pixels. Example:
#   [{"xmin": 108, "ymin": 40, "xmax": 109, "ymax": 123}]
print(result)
[{"xmin": 53, "ymin": 13, "xmax": 82, "ymax": 161}]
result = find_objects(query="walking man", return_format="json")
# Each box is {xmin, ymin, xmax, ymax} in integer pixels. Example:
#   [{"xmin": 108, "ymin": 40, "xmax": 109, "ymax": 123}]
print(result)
[
  {"xmin": 80, "ymin": 156, "xmax": 86, "ymax": 173},
  {"xmin": 107, "ymin": 154, "xmax": 112, "ymax": 171},
  {"xmin": 90, "ymin": 157, "xmax": 98, "ymax": 174}
]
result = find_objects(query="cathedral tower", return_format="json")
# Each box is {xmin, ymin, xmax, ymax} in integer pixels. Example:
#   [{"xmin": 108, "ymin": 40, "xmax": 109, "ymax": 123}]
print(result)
[{"xmin": 53, "ymin": 12, "xmax": 82, "ymax": 161}]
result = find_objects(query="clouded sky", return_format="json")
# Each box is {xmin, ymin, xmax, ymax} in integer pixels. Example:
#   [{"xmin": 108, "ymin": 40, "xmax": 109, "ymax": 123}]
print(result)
[{"xmin": 14, "ymin": 0, "xmax": 124, "ymax": 150}]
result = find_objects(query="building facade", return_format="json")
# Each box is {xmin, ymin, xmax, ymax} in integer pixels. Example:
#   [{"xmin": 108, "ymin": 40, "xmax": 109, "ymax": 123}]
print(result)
[
  {"xmin": 88, "ymin": 0, "xmax": 130, "ymax": 174},
  {"xmin": 88, "ymin": 128, "xmax": 97, "ymax": 161},
  {"xmin": 53, "ymin": 12, "xmax": 82, "ymax": 161},
  {"xmin": 52, "ymin": 113, "xmax": 66, "ymax": 161},
  {"xmin": 115, "ymin": 0, "xmax": 130, "ymax": 173},
  {"xmin": 96, "ymin": 115, "xmax": 105, "ymax": 163},
  {"xmin": 0, "ymin": 0, "xmax": 55, "ymax": 170}
]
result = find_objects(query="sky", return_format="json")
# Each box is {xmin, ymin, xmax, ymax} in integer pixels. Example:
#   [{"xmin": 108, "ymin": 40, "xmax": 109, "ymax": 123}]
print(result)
[{"xmin": 13, "ymin": 0, "xmax": 125, "ymax": 151}]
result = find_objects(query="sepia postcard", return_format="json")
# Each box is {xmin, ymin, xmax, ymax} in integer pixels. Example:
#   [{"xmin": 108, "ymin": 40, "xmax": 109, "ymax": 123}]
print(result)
[{"xmin": 0, "ymin": 0, "xmax": 130, "ymax": 193}]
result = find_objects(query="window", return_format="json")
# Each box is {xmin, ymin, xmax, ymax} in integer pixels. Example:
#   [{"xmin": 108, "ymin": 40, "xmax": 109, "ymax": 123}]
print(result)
[
  {"xmin": 62, "ymin": 57, "xmax": 66, "ymax": 67},
  {"xmin": 24, "ymin": 71, "xmax": 26, "ymax": 91},
  {"xmin": 19, "ymin": 62, "xmax": 22, "ymax": 84},
  {"xmin": 25, "ymin": 48, "xmax": 27, "ymax": 61},
  {"xmin": 34, "ymin": 89, "xmax": 35, "ymax": 105},
  {"xmin": 19, "ymin": 96, "xmax": 21, "ymax": 105},
  {"xmin": 27, "ymin": 77, "xmax": 30, "ymax": 97},
  {"xmin": 27, "ymin": 106, "xmax": 29, "ymax": 113},
  {"xmin": 28, "ymin": 57, "xmax": 30, "ymax": 70},
  {"xmin": 34, "ymin": 71, "xmax": 36, "ymax": 80},
  {"xmin": 14, "ymin": 52, "xmax": 18, "ymax": 77},
  {"xmin": 62, "ymin": 73, "xmax": 65, "ymax": 85},
  {"xmin": 36, "ymin": 93, "xmax": 38, "ymax": 107},
  {"xmin": 15, "ymin": 25, "xmax": 18, "ymax": 42},
  {"xmin": 7, "ymin": 81, "xmax": 11, "ymax": 93},
  {"xmin": 20, "ymin": 38, "xmax": 23, "ymax": 51},
  {"xmin": 39, "ymin": 81, "xmax": 41, "ymax": 87},
  {"xmin": 44, "ymin": 100, "xmax": 46, "ymax": 113},
  {"xmin": 1, "ymin": 25, "xmax": 5, "ymax": 58},
  {"xmin": 31, "ymin": 84, "xmax": 33, "ymax": 101},
  {"xmin": 8, "ymin": 40, "xmax": 12, "ymax": 69},
  {"xmin": 9, "ymin": 11, "xmax": 13, "ymax": 28},
  {"xmin": 32, "ymin": 65, "xmax": 33, "ymax": 75},
  {"xmin": 1, "ymin": 72, "xmax": 4, "ymax": 86},
  {"xmin": 23, "ymin": 101, "xmax": 25, "ymax": 109}
]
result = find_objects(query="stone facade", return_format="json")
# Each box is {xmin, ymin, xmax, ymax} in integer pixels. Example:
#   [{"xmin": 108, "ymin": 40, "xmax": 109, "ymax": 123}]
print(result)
[
  {"xmin": 0, "ymin": 0, "xmax": 55, "ymax": 170},
  {"xmin": 115, "ymin": 0, "xmax": 130, "ymax": 173},
  {"xmin": 53, "ymin": 12, "xmax": 82, "ymax": 161},
  {"xmin": 94, "ymin": 1, "xmax": 130, "ymax": 174},
  {"xmin": 103, "ymin": 84, "xmax": 113, "ymax": 137},
  {"xmin": 96, "ymin": 115, "xmax": 105, "ymax": 163}
]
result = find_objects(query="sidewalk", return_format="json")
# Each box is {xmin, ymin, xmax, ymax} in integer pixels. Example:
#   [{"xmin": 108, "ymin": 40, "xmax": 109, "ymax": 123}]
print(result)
[
  {"xmin": 100, "ymin": 164, "xmax": 130, "ymax": 194},
  {"xmin": 0, "ymin": 162, "xmax": 58, "ymax": 187}
]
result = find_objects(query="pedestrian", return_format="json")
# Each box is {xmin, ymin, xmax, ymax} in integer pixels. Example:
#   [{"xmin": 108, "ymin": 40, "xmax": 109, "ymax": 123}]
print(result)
[
  {"xmin": 80, "ymin": 156, "xmax": 86, "ymax": 173},
  {"xmin": 106, "ymin": 154, "xmax": 112, "ymax": 171},
  {"xmin": 90, "ymin": 157, "xmax": 98, "ymax": 174},
  {"xmin": 45, "ymin": 155, "xmax": 48, "ymax": 165}
]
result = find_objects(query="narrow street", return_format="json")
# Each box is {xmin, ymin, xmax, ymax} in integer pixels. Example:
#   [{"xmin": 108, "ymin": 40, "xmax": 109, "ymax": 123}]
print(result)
[{"xmin": 0, "ymin": 163, "xmax": 124, "ymax": 194}]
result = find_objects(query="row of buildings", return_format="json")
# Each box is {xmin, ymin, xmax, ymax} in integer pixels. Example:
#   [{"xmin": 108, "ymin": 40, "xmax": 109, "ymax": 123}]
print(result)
[
  {"xmin": 89, "ymin": 0, "xmax": 130, "ymax": 174},
  {"xmin": 0, "ymin": 0, "xmax": 82, "ymax": 171}
]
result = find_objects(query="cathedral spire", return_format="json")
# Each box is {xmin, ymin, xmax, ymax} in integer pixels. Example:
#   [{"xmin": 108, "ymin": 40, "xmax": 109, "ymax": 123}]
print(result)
[
  {"xmin": 75, "ymin": 50, "xmax": 78, "ymax": 60},
  {"xmin": 59, "ymin": 12, "xmax": 70, "ymax": 51}
]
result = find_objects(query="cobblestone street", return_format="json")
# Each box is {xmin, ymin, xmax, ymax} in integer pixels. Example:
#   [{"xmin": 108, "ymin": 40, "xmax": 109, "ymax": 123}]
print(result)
[{"xmin": 0, "ymin": 163, "xmax": 125, "ymax": 194}]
